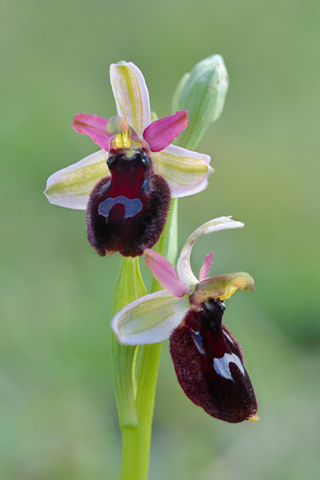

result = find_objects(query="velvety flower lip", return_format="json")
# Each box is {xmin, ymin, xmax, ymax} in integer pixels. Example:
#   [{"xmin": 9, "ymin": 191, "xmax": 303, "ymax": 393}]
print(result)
[
  {"xmin": 112, "ymin": 216, "xmax": 255, "ymax": 345},
  {"xmin": 44, "ymin": 61, "xmax": 212, "ymax": 210}
]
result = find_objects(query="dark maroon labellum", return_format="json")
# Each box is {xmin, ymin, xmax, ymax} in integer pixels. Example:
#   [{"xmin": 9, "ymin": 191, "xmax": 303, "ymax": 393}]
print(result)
[
  {"xmin": 170, "ymin": 298, "xmax": 258, "ymax": 423},
  {"xmin": 86, "ymin": 149, "xmax": 171, "ymax": 257}
]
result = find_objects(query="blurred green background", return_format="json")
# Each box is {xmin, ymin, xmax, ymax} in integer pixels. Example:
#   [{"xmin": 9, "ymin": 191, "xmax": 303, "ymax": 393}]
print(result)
[{"xmin": 1, "ymin": 0, "xmax": 320, "ymax": 478}]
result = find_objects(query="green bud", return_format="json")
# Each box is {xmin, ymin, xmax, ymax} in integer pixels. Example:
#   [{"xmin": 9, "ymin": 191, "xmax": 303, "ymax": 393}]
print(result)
[{"xmin": 172, "ymin": 55, "xmax": 229, "ymax": 150}]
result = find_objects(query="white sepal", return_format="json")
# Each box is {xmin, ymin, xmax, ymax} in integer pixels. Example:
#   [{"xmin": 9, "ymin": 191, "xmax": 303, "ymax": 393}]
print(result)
[
  {"xmin": 177, "ymin": 216, "xmax": 245, "ymax": 286},
  {"xmin": 112, "ymin": 290, "xmax": 189, "ymax": 345},
  {"xmin": 44, "ymin": 149, "xmax": 109, "ymax": 210},
  {"xmin": 110, "ymin": 62, "xmax": 151, "ymax": 136},
  {"xmin": 151, "ymin": 144, "xmax": 212, "ymax": 198}
]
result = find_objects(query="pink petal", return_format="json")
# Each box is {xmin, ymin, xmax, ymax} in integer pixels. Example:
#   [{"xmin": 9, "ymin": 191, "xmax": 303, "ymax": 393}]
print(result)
[
  {"xmin": 72, "ymin": 113, "xmax": 112, "ymax": 151},
  {"xmin": 143, "ymin": 111, "xmax": 188, "ymax": 152},
  {"xmin": 199, "ymin": 253, "xmax": 214, "ymax": 281},
  {"xmin": 144, "ymin": 249, "xmax": 188, "ymax": 298}
]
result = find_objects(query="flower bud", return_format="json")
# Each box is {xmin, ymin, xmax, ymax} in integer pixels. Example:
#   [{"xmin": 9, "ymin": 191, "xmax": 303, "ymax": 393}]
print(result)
[{"xmin": 172, "ymin": 55, "xmax": 229, "ymax": 150}]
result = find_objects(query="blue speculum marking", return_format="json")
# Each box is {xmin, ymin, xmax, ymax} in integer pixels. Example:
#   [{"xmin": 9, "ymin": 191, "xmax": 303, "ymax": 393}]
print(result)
[
  {"xmin": 142, "ymin": 178, "xmax": 151, "ymax": 194},
  {"xmin": 191, "ymin": 330, "xmax": 206, "ymax": 355},
  {"xmin": 98, "ymin": 195, "xmax": 143, "ymax": 220},
  {"xmin": 213, "ymin": 353, "xmax": 245, "ymax": 382}
]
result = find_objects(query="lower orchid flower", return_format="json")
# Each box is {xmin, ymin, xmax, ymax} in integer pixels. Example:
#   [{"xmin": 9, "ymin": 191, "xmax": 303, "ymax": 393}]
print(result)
[
  {"xmin": 44, "ymin": 62, "xmax": 212, "ymax": 257},
  {"xmin": 112, "ymin": 216, "xmax": 259, "ymax": 423}
]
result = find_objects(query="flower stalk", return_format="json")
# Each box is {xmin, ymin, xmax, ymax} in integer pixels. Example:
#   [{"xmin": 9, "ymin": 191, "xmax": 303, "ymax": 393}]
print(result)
[{"xmin": 111, "ymin": 56, "xmax": 231, "ymax": 475}]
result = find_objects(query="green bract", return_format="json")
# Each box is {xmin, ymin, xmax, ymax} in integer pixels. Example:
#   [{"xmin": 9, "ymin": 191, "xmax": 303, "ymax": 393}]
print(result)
[{"xmin": 172, "ymin": 55, "xmax": 229, "ymax": 150}]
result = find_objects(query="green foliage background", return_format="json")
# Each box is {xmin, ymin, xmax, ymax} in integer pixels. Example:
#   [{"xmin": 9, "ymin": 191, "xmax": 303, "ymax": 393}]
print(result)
[{"xmin": 1, "ymin": 0, "xmax": 319, "ymax": 478}]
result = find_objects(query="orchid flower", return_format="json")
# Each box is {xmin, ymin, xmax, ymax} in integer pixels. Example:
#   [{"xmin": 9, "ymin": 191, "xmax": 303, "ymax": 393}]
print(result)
[
  {"xmin": 44, "ymin": 62, "xmax": 212, "ymax": 257},
  {"xmin": 112, "ymin": 217, "xmax": 258, "ymax": 423}
]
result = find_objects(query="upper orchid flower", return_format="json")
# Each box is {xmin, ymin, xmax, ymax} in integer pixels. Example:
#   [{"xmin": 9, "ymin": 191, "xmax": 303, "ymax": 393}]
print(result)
[
  {"xmin": 112, "ymin": 217, "xmax": 258, "ymax": 423},
  {"xmin": 44, "ymin": 62, "xmax": 212, "ymax": 257}
]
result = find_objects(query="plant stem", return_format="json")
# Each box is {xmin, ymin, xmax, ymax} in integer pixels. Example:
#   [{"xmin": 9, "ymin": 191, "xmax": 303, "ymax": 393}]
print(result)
[{"xmin": 120, "ymin": 342, "xmax": 162, "ymax": 480}]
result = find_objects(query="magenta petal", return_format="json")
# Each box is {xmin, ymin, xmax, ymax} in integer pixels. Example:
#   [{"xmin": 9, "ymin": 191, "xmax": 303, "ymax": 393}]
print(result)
[
  {"xmin": 72, "ymin": 113, "xmax": 113, "ymax": 151},
  {"xmin": 144, "ymin": 249, "xmax": 188, "ymax": 297},
  {"xmin": 143, "ymin": 111, "xmax": 189, "ymax": 153},
  {"xmin": 199, "ymin": 253, "xmax": 214, "ymax": 281}
]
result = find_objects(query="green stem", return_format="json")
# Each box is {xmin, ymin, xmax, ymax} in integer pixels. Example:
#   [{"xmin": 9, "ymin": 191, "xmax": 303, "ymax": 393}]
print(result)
[{"xmin": 120, "ymin": 342, "xmax": 162, "ymax": 480}]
